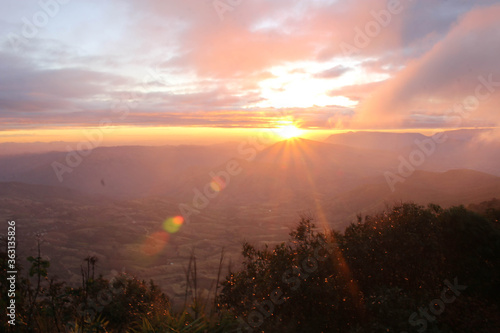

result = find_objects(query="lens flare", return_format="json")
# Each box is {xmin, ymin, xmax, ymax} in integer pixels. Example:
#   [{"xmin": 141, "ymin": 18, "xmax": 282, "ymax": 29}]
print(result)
[
  {"xmin": 163, "ymin": 216, "xmax": 184, "ymax": 234},
  {"xmin": 210, "ymin": 176, "xmax": 226, "ymax": 192},
  {"xmin": 141, "ymin": 231, "xmax": 169, "ymax": 256}
]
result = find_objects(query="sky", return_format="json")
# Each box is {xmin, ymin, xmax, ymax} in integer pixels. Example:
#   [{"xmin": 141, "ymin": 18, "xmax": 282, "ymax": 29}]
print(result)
[{"xmin": 1, "ymin": 0, "xmax": 500, "ymax": 144}]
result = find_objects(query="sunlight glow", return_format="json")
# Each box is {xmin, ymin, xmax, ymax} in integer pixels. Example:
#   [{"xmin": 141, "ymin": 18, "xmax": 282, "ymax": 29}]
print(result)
[
  {"xmin": 275, "ymin": 124, "xmax": 304, "ymax": 139},
  {"xmin": 250, "ymin": 61, "xmax": 362, "ymax": 109}
]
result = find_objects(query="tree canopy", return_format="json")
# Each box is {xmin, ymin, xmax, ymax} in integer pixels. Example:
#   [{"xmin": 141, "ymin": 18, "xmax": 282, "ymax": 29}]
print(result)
[{"xmin": 1, "ymin": 202, "xmax": 499, "ymax": 332}]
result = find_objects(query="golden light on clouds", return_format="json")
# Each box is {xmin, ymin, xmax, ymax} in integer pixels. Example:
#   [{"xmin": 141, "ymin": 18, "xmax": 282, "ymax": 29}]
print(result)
[
  {"xmin": 2, "ymin": 1, "xmax": 500, "ymax": 144},
  {"xmin": 242, "ymin": 61, "xmax": 351, "ymax": 109}
]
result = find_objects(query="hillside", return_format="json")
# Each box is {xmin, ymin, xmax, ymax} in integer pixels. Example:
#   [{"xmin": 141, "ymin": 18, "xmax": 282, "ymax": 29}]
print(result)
[
  {"xmin": 2, "ymin": 167, "xmax": 500, "ymax": 308},
  {"xmin": 0, "ymin": 143, "xmax": 239, "ymax": 198},
  {"xmin": 1, "ymin": 129, "xmax": 499, "ymax": 308},
  {"xmin": 325, "ymin": 129, "xmax": 500, "ymax": 176},
  {"xmin": 326, "ymin": 169, "xmax": 500, "ymax": 221},
  {"xmin": 325, "ymin": 131, "xmax": 426, "ymax": 151},
  {"xmin": 2, "ymin": 201, "xmax": 499, "ymax": 332}
]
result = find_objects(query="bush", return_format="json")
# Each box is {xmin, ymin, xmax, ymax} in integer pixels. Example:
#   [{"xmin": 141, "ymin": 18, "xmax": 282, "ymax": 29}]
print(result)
[{"xmin": 218, "ymin": 203, "xmax": 500, "ymax": 332}]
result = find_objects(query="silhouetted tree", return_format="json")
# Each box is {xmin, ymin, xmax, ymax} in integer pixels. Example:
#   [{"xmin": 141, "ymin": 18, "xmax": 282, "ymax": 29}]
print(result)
[{"xmin": 219, "ymin": 203, "xmax": 500, "ymax": 332}]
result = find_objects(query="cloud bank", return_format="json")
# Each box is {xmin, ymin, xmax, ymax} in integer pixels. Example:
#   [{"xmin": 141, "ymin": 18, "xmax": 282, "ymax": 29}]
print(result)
[{"xmin": 0, "ymin": 0, "xmax": 499, "ymax": 131}]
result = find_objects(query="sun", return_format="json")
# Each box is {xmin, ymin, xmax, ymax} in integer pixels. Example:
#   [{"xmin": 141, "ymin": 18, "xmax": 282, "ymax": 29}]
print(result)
[{"xmin": 275, "ymin": 124, "xmax": 304, "ymax": 139}]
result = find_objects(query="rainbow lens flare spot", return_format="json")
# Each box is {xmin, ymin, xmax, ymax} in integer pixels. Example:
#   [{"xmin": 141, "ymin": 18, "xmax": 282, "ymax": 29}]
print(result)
[
  {"xmin": 141, "ymin": 231, "xmax": 169, "ymax": 256},
  {"xmin": 163, "ymin": 216, "xmax": 184, "ymax": 234},
  {"xmin": 210, "ymin": 176, "xmax": 226, "ymax": 192}
]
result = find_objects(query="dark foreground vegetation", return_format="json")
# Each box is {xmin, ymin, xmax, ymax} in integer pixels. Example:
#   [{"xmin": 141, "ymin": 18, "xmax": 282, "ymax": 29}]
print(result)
[{"xmin": 2, "ymin": 201, "xmax": 500, "ymax": 332}]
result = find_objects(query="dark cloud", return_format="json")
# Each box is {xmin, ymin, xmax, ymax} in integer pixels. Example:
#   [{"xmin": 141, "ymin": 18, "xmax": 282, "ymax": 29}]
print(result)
[
  {"xmin": 314, "ymin": 66, "xmax": 351, "ymax": 79},
  {"xmin": 0, "ymin": 51, "xmax": 132, "ymax": 116}
]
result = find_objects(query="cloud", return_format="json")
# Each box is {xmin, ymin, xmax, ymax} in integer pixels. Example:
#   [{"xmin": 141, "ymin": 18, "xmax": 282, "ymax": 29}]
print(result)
[
  {"xmin": 314, "ymin": 65, "xmax": 351, "ymax": 79},
  {"xmin": 329, "ymin": 81, "xmax": 386, "ymax": 102},
  {"xmin": 1, "ymin": 0, "xmax": 500, "ymax": 132},
  {"xmin": 0, "ymin": 51, "xmax": 132, "ymax": 117},
  {"xmin": 121, "ymin": 0, "xmax": 478, "ymax": 76},
  {"xmin": 352, "ymin": 3, "xmax": 500, "ymax": 129}
]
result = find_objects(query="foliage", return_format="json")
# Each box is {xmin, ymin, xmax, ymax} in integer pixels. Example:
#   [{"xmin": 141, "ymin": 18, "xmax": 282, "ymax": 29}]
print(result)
[
  {"xmin": 468, "ymin": 198, "xmax": 500, "ymax": 223},
  {"xmin": 218, "ymin": 203, "xmax": 500, "ymax": 332},
  {"xmin": 1, "ymin": 202, "xmax": 499, "ymax": 332},
  {"xmin": 0, "ymin": 242, "xmax": 236, "ymax": 333}
]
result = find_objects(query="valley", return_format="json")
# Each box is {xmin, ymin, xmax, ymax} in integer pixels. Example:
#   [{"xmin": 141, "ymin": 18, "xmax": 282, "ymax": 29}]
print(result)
[{"xmin": 1, "ymin": 129, "xmax": 499, "ymax": 307}]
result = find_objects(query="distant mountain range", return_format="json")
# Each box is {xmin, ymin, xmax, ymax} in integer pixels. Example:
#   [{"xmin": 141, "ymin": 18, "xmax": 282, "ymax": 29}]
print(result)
[
  {"xmin": 0, "ymin": 128, "xmax": 499, "ymax": 224},
  {"xmin": 1, "ymin": 129, "xmax": 499, "ymax": 304}
]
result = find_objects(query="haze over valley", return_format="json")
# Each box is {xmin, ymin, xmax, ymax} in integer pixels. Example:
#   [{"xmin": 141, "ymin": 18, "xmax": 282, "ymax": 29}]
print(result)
[{"xmin": 2, "ymin": 129, "xmax": 499, "ymax": 307}]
